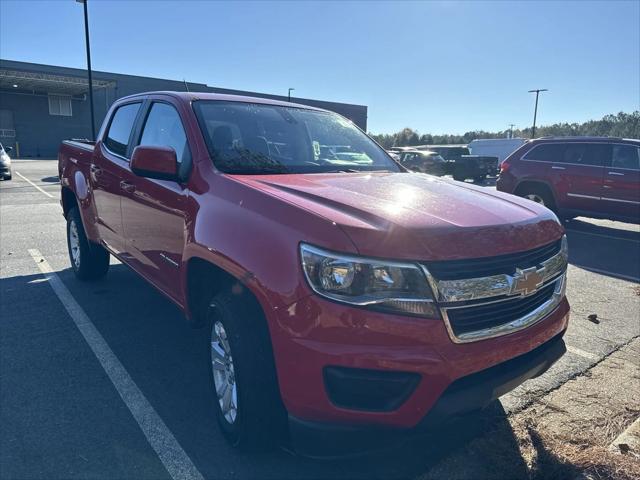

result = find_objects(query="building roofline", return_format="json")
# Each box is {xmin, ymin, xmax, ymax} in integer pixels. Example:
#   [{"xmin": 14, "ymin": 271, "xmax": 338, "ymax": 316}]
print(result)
[{"xmin": 0, "ymin": 58, "xmax": 367, "ymax": 109}]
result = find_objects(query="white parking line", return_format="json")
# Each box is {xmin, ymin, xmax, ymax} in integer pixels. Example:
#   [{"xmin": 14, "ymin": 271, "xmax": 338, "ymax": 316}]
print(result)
[
  {"xmin": 578, "ymin": 266, "xmax": 640, "ymax": 283},
  {"xmin": 15, "ymin": 171, "xmax": 55, "ymax": 198},
  {"xmin": 566, "ymin": 345, "xmax": 601, "ymax": 361},
  {"xmin": 567, "ymin": 228, "xmax": 640, "ymax": 244},
  {"xmin": 28, "ymin": 249, "xmax": 204, "ymax": 480}
]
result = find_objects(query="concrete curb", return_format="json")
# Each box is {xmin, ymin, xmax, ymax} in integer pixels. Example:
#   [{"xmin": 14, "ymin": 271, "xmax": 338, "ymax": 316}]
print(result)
[{"xmin": 609, "ymin": 416, "xmax": 640, "ymax": 457}]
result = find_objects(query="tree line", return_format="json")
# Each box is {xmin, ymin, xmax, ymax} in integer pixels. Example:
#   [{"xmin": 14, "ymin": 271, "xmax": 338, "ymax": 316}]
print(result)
[{"xmin": 368, "ymin": 111, "xmax": 639, "ymax": 148}]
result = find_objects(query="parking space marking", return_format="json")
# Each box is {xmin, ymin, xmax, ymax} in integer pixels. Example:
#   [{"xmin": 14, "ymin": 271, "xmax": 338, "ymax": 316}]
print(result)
[
  {"xmin": 566, "ymin": 345, "xmax": 601, "ymax": 361},
  {"xmin": 577, "ymin": 266, "xmax": 640, "ymax": 283},
  {"xmin": 14, "ymin": 171, "xmax": 55, "ymax": 198},
  {"xmin": 28, "ymin": 249, "xmax": 204, "ymax": 480},
  {"xmin": 566, "ymin": 228, "xmax": 640, "ymax": 244}
]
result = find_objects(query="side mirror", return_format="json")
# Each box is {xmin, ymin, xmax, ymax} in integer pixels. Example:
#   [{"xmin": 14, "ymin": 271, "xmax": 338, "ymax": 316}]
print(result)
[
  {"xmin": 4, "ymin": 146, "xmax": 12, "ymax": 153},
  {"xmin": 130, "ymin": 145, "xmax": 179, "ymax": 181}
]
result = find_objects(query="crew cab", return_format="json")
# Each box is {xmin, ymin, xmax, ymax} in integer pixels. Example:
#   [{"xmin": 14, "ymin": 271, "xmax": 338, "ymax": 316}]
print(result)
[
  {"xmin": 497, "ymin": 137, "xmax": 640, "ymax": 223},
  {"xmin": 59, "ymin": 92, "xmax": 569, "ymax": 454}
]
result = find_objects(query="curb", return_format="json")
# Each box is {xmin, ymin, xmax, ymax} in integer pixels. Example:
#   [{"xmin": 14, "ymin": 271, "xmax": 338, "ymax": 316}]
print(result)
[{"xmin": 609, "ymin": 416, "xmax": 640, "ymax": 457}]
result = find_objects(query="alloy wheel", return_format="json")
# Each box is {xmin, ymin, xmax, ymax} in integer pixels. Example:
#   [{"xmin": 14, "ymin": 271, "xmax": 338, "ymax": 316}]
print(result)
[
  {"xmin": 69, "ymin": 220, "xmax": 81, "ymax": 268},
  {"xmin": 211, "ymin": 320, "xmax": 238, "ymax": 424}
]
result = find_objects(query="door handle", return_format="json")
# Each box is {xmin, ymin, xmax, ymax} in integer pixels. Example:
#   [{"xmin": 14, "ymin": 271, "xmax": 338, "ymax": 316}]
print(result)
[
  {"xmin": 551, "ymin": 166, "xmax": 565, "ymax": 170},
  {"xmin": 120, "ymin": 180, "xmax": 136, "ymax": 193},
  {"xmin": 607, "ymin": 171, "xmax": 625, "ymax": 176}
]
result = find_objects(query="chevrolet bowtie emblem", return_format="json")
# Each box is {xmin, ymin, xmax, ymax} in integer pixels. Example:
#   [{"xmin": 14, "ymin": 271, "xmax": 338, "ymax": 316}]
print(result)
[{"xmin": 511, "ymin": 267, "xmax": 544, "ymax": 296}]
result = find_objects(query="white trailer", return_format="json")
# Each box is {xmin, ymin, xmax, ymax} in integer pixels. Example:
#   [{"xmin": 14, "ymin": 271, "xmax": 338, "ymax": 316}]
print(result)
[{"xmin": 468, "ymin": 138, "xmax": 527, "ymax": 164}]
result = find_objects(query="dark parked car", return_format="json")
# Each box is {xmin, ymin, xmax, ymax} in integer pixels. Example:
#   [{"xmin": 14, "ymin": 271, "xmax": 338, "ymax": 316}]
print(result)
[
  {"xmin": 398, "ymin": 150, "xmax": 447, "ymax": 176},
  {"xmin": 497, "ymin": 137, "xmax": 640, "ymax": 223},
  {"xmin": 418, "ymin": 145, "xmax": 498, "ymax": 182}
]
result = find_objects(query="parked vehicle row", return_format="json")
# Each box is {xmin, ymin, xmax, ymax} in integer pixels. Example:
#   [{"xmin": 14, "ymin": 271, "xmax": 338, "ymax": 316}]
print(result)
[
  {"xmin": 497, "ymin": 137, "xmax": 640, "ymax": 223},
  {"xmin": 387, "ymin": 144, "xmax": 498, "ymax": 182},
  {"xmin": 59, "ymin": 91, "xmax": 569, "ymax": 454}
]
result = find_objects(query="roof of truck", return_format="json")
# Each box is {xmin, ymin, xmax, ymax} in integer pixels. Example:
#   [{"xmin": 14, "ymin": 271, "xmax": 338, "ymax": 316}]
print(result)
[{"xmin": 115, "ymin": 91, "xmax": 329, "ymax": 112}]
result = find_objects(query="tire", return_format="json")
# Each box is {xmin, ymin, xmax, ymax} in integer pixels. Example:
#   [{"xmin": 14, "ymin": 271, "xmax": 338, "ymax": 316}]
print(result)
[
  {"xmin": 474, "ymin": 175, "xmax": 486, "ymax": 184},
  {"xmin": 207, "ymin": 289, "xmax": 287, "ymax": 451},
  {"xmin": 66, "ymin": 206, "xmax": 110, "ymax": 280},
  {"xmin": 453, "ymin": 174, "xmax": 465, "ymax": 181},
  {"xmin": 517, "ymin": 185, "xmax": 557, "ymax": 212}
]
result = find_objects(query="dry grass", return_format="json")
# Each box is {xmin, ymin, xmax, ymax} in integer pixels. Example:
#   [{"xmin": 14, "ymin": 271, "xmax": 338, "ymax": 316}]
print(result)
[{"xmin": 420, "ymin": 340, "xmax": 640, "ymax": 480}]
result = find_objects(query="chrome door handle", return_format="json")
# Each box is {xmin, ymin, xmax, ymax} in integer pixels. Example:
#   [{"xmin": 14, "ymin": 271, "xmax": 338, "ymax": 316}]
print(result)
[
  {"xmin": 607, "ymin": 171, "xmax": 624, "ymax": 176},
  {"xmin": 551, "ymin": 166, "xmax": 565, "ymax": 170},
  {"xmin": 119, "ymin": 181, "xmax": 136, "ymax": 193}
]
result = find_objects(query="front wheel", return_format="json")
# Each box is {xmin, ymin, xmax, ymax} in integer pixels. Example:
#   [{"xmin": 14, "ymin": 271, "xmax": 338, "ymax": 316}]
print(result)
[
  {"xmin": 517, "ymin": 186, "xmax": 557, "ymax": 212},
  {"xmin": 66, "ymin": 206, "xmax": 110, "ymax": 280},
  {"xmin": 208, "ymin": 290, "xmax": 287, "ymax": 451}
]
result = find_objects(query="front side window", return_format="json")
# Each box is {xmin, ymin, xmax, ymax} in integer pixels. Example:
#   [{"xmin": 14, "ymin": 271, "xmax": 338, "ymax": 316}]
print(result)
[
  {"xmin": 139, "ymin": 103, "xmax": 190, "ymax": 164},
  {"xmin": 104, "ymin": 103, "xmax": 141, "ymax": 158},
  {"xmin": 611, "ymin": 145, "xmax": 640, "ymax": 170},
  {"xmin": 193, "ymin": 101, "xmax": 400, "ymax": 174},
  {"xmin": 580, "ymin": 144, "xmax": 609, "ymax": 166}
]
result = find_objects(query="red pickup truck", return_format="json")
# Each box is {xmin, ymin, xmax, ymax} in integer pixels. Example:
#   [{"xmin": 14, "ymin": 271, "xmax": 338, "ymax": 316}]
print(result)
[{"xmin": 59, "ymin": 92, "xmax": 569, "ymax": 454}]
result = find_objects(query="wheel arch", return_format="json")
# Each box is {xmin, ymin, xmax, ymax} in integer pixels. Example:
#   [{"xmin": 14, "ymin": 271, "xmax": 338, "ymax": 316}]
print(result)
[
  {"xmin": 61, "ymin": 186, "xmax": 77, "ymax": 218},
  {"xmin": 184, "ymin": 255, "xmax": 272, "ymax": 329},
  {"xmin": 514, "ymin": 179, "xmax": 558, "ymax": 208}
]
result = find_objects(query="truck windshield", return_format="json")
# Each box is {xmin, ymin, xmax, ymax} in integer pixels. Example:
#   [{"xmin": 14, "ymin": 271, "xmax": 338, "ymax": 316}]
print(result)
[{"xmin": 193, "ymin": 101, "xmax": 401, "ymax": 174}]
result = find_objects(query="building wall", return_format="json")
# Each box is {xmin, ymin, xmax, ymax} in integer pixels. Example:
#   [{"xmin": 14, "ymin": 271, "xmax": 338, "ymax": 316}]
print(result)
[{"xmin": 0, "ymin": 60, "xmax": 368, "ymax": 158}]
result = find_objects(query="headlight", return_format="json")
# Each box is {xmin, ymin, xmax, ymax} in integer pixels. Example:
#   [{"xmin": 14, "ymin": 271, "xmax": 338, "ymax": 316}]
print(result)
[{"xmin": 300, "ymin": 243, "xmax": 439, "ymax": 317}]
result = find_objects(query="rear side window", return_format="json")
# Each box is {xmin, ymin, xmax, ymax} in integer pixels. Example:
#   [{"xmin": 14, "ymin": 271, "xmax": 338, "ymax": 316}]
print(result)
[
  {"xmin": 611, "ymin": 145, "xmax": 640, "ymax": 170},
  {"xmin": 522, "ymin": 143, "xmax": 565, "ymax": 162},
  {"xmin": 104, "ymin": 103, "xmax": 141, "ymax": 158}
]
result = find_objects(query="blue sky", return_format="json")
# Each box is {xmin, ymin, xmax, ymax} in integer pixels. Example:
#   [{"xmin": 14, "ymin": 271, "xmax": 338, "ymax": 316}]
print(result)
[{"xmin": 1, "ymin": 1, "xmax": 638, "ymax": 134}]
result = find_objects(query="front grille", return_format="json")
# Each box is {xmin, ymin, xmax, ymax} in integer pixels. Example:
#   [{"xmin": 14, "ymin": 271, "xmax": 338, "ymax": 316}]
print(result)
[
  {"xmin": 446, "ymin": 281, "xmax": 557, "ymax": 337},
  {"xmin": 426, "ymin": 239, "xmax": 562, "ymax": 281}
]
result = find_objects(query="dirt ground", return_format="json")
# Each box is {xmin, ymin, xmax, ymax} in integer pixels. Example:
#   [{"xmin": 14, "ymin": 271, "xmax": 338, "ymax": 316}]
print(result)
[{"xmin": 420, "ymin": 338, "xmax": 640, "ymax": 480}]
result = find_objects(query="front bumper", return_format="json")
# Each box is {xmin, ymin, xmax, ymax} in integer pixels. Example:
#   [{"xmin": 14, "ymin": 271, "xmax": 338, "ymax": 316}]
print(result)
[
  {"xmin": 288, "ymin": 329, "xmax": 566, "ymax": 455},
  {"xmin": 271, "ymin": 293, "xmax": 569, "ymax": 434}
]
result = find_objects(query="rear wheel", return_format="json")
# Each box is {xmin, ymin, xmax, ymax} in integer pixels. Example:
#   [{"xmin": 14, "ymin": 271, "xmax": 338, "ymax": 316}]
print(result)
[
  {"xmin": 66, "ymin": 207, "xmax": 110, "ymax": 280},
  {"xmin": 207, "ymin": 289, "xmax": 287, "ymax": 451}
]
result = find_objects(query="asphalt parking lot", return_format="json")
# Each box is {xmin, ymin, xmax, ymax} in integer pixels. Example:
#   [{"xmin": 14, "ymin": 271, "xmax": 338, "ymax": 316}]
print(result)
[{"xmin": 1, "ymin": 160, "xmax": 639, "ymax": 479}]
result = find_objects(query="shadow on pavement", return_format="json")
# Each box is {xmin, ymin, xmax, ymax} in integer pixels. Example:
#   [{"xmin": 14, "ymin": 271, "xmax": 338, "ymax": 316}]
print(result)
[
  {"xmin": 565, "ymin": 219, "xmax": 640, "ymax": 282},
  {"xmin": 1, "ymin": 264, "xmax": 540, "ymax": 479}
]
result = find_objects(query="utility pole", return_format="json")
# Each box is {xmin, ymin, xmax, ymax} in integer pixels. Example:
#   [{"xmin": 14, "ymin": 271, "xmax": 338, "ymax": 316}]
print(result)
[
  {"xmin": 77, "ymin": 0, "xmax": 96, "ymax": 141},
  {"xmin": 508, "ymin": 124, "xmax": 516, "ymax": 138},
  {"xmin": 528, "ymin": 89, "xmax": 548, "ymax": 139},
  {"xmin": 288, "ymin": 88, "xmax": 295, "ymax": 102}
]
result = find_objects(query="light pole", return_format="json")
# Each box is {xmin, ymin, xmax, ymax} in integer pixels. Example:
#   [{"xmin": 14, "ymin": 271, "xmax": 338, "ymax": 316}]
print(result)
[
  {"xmin": 508, "ymin": 124, "xmax": 515, "ymax": 138},
  {"xmin": 528, "ymin": 89, "xmax": 548, "ymax": 139},
  {"xmin": 77, "ymin": 0, "xmax": 96, "ymax": 141},
  {"xmin": 288, "ymin": 88, "xmax": 295, "ymax": 102}
]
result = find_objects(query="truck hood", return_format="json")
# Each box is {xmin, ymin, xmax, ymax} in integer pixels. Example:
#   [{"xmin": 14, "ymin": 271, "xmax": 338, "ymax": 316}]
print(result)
[{"xmin": 234, "ymin": 172, "xmax": 564, "ymax": 261}]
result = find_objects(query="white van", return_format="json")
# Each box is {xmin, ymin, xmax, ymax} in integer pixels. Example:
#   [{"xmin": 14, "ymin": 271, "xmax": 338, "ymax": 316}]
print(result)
[{"xmin": 468, "ymin": 138, "xmax": 527, "ymax": 164}]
